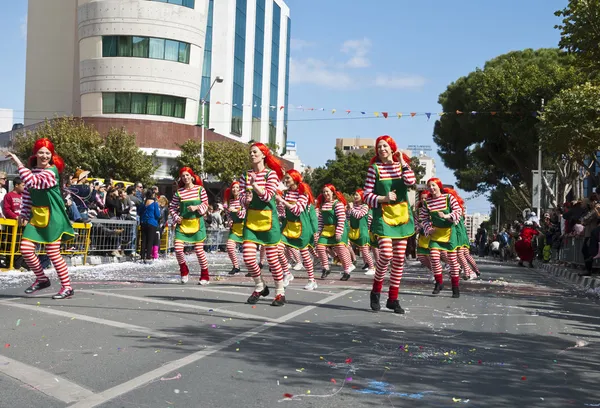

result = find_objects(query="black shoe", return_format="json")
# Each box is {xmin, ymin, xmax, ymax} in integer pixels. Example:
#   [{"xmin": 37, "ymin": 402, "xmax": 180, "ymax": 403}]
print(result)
[
  {"xmin": 258, "ymin": 262, "xmax": 264, "ymax": 270},
  {"xmin": 271, "ymin": 294, "xmax": 286, "ymax": 306},
  {"xmin": 24, "ymin": 279, "xmax": 51, "ymax": 294},
  {"xmin": 461, "ymin": 274, "xmax": 469, "ymax": 281},
  {"xmin": 361, "ymin": 263, "xmax": 369, "ymax": 270},
  {"xmin": 518, "ymin": 262, "xmax": 524, "ymax": 267},
  {"xmin": 321, "ymin": 269, "xmax": 331, "ymax": 279},
  {"xmin": 370, "ymin": 291, "xmax": 381, "ymax": 311},
  {"xmin": 340, "ymin": 272, "xmax": 351, "ymax": 281},
  {"xmin": 228, "ymin": 267, "xmax": 241, "ymax": 275},
  {"xmin": 432, "ymin": 282, "xmax": 444, "ymax": 294},
  {"xmin": 247, "ymin": 286, "xmax": 270, "ymax": 304},
  {"xmin": 475, "ymin": 270, "xmax": 481, "ymax": 277},
  {"xmin": 386, "ymin": 299, "xmax": 405, "ymax": 314},
  {"xmin": 52, "ymin": 288, "xmax": 74, "ymax": 299},
  {"xmin": 452, "ymin": 286, "xmax": 460, "ymax": 298},
  {"xmin": 245, "ymin": 272, "xmax": 252, "ymax": 277},
  {"xmin": 528, "ymin": 262, "xmax": 534, "ymax": 268}
]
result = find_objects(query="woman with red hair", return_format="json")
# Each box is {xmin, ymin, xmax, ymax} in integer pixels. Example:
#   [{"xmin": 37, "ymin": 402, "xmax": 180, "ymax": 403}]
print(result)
[
  {"xmin": 446, "ymin": 188, "xmax": 480, "ymax": 279},
  {"xmin": 415, "ymin": 190, "xmax": 432, "ymax": 272},
  {"xmin": 224, "ymin": 181, "xmax": 245, "ymax": 275},
  {"xmin": 363, "ymin": 135, "xmax": 416, "ymax": 313},
  {"xmin": 348, "ymin": 189, "xmax": 375, "ymax": 275},
  {"xmin": 419, "ymin": 178, "xmax": 463, "ymax": 298},
  {"xmin": 316, "ymin": 184, "xmax": 354, "ymax": 280},
  {"xmin": 6, "ymin": 139, "xmax": 75, "ymax": 299},
  {"xmin": 276, "ymin": 169, "xmax": 318, "ymax": 290},
  {"xmin": 239, "ymin": 143, "xmax": 286, "ymax": 306},
  {"xmin": 169, "ymin": 167, "xmax": 210, "ymax": 285}
]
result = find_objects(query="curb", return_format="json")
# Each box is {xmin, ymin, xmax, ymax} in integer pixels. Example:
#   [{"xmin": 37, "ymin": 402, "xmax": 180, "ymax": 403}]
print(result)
[{"xmin": 540, "ymin": 263, "xmax": 599, "ymax": 290}]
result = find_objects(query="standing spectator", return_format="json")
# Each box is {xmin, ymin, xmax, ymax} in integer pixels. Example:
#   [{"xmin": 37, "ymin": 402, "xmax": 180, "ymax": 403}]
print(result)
[
  {"xmin": 155, "ymin": 196, "xmax": 170, "ymax": 259},
  {"xmin": 105, "ymin": 187, "xmax": 123, "ymax": 219},
  {"xmin": 580, "ymin": 194, "xmax": 599, "ymax": 276},
  {"xmin": 0, "ymin": 171, "xmax": 7, "ymax": 217},
  {"xmin": 127, "ymin": 185, "xmax": 142, "ymax": 218},
  {"xmin": 3, "ymin": 177, "xmax": 24, "ymax": 219},
  {"xmin": 134, "ymin": 182, "xmax": 144, "ymax": 202},
  {"xmin": 152, "ymin": 185, "xmax": 161, "ymax": 199},
  {"xmin": 139, "ymin": 189, "xmax": 161, "ymax": 263}
]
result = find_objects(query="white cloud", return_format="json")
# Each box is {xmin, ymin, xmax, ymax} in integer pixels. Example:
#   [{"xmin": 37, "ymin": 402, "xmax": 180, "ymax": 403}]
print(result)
[
  {"xmin": 290, "ymin": 38, "xmax": 315, "ymax": 51},
  {"xmin": 20, "ymin": 14, "xmax": 27, "ymax": 39},
  {"xmin": 341, "ymin": 38, "xmax": 371, "ymax": 68},
  {"xmin": 290, "ymin": 58, "xmax": 355, "ymax": 90},
  {"xmin": 373, "ymin": 74, "xmax": 427, "ymax": 89}
]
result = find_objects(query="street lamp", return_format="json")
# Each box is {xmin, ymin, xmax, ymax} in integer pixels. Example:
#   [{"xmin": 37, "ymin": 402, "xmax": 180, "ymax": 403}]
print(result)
[{"xmin": 200, "ymin": 75, "xmax": 224, "ymax": 178}]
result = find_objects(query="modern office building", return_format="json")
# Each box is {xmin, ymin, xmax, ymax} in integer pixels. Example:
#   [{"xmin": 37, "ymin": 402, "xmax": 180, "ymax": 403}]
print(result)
[{"xmin": 24, "ymin": 0, "xmax": 291, "ymax": 151}]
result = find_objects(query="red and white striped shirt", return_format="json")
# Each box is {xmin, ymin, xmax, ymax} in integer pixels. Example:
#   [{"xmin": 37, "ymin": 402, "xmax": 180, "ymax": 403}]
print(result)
[
  {"xmin": 239, "ymin": 169, "xmax": 279, "ymax": 206},
  {"xmin": 349, "ymin": 204, "xmax": 369, "ymax": 220},
  {"xmin": 279, "ymin": 190, "xmax": 309, "ymax": 217},
  {"xmin": 19, "ymin": 165, "xmax": 59, "ymax": 219},
  {"xmin": 225, "ymin": 198, "xmax": 246, "ymax": 219},
  {"xmin": 169, "ymin": 185, "xmax": 209, "ymax": 223},
  {"xmin": 419, "ymin": 193, "xmax": 462, "ymax": 235},
  {"xmin": 363, "ymin": 162, "xmax": 416, "ymax": 208},
  {"xmin": 318, "ymin": 200, "xmax": 346, "ymax": 236}
]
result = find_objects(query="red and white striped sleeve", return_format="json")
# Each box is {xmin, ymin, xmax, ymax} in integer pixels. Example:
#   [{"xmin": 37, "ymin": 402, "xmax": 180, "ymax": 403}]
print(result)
[
  {"xmin": 334, "ymin": 201, "xmax": 346, "ymax": 236},
  {"xmin": 238, "ymin": 173, "xmax": 249, "ymax": 207},
  {"xmin": 288, "ymin": 193, "xmax": 308, "ymax": 217},
  {"xmin": 363, "ymin": 165, "xmax": 379, "ymax": 208},
  {"xmin": 169, "ymin": 191, "xmax": 181, "ymax": 222},
  {"xmin": 18, "ymin": 166, "xmax": 58, "ymax": 190},
  {"xmin": 401, "ymin": 165, "xmax": 416, "ymax": 186},
  {"xmin": 258, "ymin": 171, "xmax": 279, "ymax": 202},
  {"xmin": 367, "ymin": 210, "xmax": 373, "ymax": 230},
  {"xmin": 198, "ymin": 186, "xmax": 209, "ymax": 215},
  {"xmin": 350, "ymin": 204, "xmax": 369, "ymax": 219},
  {"xmin": 448, "ymin": 194, "xmax": 462, "ymax": 223},
  {"xmin": 419, "ymin": 200, "xmax": 432, "ymax": 235},
  {"xmin": 317, "ymin": 204, "xmax": 325, "ymax": 234},
  {"xmin": 20, "ymin": 187, "xmax": 32, "ymax": 219}
]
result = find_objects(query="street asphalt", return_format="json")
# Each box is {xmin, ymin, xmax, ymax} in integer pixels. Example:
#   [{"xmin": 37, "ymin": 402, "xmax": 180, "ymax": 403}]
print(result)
[{"xmin": 1, "ymin": 254, "xmax": 599, "ymax": 408}]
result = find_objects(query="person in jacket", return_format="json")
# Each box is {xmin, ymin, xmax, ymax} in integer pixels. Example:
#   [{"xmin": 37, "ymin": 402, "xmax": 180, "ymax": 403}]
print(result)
[{"xmin": 139, "ymin": 189, "xmax": 161, "ymax": 263}]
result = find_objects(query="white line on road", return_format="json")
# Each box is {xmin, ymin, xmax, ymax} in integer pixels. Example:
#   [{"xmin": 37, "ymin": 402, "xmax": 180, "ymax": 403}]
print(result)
[
  {"xmin": 68, "ymin": 289, "xmax": 354, "ymax": 408},
  {"xmin": 77, "ymin": 289, "xmax": 279, "ymax": 322},
  {"xmin": 0, "ymin": 355, "xmax": 95, "ymax": 403},
  {"xmin": 0, "ymin": 300, "xmax": 175, "ymax": 338}
]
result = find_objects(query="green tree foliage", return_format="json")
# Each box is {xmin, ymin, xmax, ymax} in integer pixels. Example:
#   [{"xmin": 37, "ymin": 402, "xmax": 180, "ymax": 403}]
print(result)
[
  {"xmin": 13, "ymin": 117, "xmax": 158, "ymax": 184},
  {"xmin": 171, "ymin": 140, "xmax": 249, "ymax": 185},
  {"xmin": 433, "ymin": 48, "xmax": 583, "ymax": 196},
  {"xmin": 539, "ymin": 82, "xmax": 600, "ymax": 182},
  {"xmin": 555, "ymin": 0, "xmax": 600, "ymax": 75},
  {"xmin": 409, "ymin": 156, "xmax": 427, "ymax": 184}
]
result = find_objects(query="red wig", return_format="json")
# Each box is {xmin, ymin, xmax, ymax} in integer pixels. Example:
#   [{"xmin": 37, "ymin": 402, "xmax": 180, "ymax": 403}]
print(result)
[
  {"xmin": 354, "ymin": 189, "xmax": 365, "ymax": 202},
  {"xmin": 252, "ymin": 143, "xmax": 284, "ymax": 180},
  {"xmin": 178, "ymin": 167, "xmax": 202, "ymax": 189},
  {"xmin": 223, "ymin": 181, "xmax": 239, "ymax": 205},
  {"xmin": 445, "ymin": 187, "xmax": 465, "ymax": 212},
  {"xmin": 29, "ymin": 138, "xmax": 65, "ymax": 173},
  {"xmin": 316, "ymin": 183, "xmax": 347, "ymax": 208},
  {"xmin": 370, "ymin": 135, "xmax": 411, "ymax": 166},
  {"xmin": 426, "ymin": 177, "xmax": 445, "ymax": 194},
  {"xmin": 286, "ymin": 169, "xmax": 314, "ymax": 205}
]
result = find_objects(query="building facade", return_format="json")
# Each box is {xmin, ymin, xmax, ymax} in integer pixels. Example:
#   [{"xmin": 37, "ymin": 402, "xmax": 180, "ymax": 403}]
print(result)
[
  {"xmin": 0, "ymin": 109, "xmax": 13, "ymax": 133},
  {"xmin": 464, "ymin": 212, "xmax": 490, "ymax": 242},
  {"xmin": 24, "ymin": 0, "xmax": 290, "ymax": 151},
  {"xmin": 335, "ymin": 138, "xmax": 411, "ymax": 159},
  {"xmin": 416, "ymin": 152, "xmax": 436, "ymax": 182}
]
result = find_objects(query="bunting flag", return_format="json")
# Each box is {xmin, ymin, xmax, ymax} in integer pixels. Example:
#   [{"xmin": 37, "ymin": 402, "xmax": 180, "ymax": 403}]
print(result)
[{"xmin": 209, "ymin": 101, "xmax": 545, "ymax": 119}]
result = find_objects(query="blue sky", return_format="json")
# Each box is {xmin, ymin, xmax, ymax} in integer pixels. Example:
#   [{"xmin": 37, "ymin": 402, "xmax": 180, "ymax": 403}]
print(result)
[{"xmin": 0, "ymin": 0, "xmax": 567, "ymax": 214}]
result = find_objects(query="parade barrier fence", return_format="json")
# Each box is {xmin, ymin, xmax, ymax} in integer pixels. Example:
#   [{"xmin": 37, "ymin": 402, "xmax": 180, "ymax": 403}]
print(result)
[
  {"xmin": 559, "ymin": 236, "xmax": 600, "ymax": 268},
  {"xmin": 0, "ymin": 217, "xmax": 231, "ymax": 271}
]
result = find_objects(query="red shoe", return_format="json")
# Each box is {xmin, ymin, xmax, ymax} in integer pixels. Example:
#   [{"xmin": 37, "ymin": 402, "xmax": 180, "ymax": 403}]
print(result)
[
  {"xmin": 180, "ymin": 263, "xmax": 190, "ymax": 284},
  {"xmin": 198, "ymin": 269, "xmax": 210, "ymax": 286}
]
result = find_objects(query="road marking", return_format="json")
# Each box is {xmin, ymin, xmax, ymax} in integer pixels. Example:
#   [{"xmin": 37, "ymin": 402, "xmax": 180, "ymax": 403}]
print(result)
[
  {"xmin": 68, "ymin": 289, "xmax": 354, "ymax": 408},
  {"xmin": 0, "ymin": 300, "xmax": 175, "ymax": 338},
  {"xmin": 104, "ymin": 286, "xmax": 251, "ymax": 297},
  {"xmin": 0, "ymin": 355, "xmax": 95, "ymax": 403},
  {"xmin": 77, "ymin": 289, "xmax": 279, "ymax": 322}
]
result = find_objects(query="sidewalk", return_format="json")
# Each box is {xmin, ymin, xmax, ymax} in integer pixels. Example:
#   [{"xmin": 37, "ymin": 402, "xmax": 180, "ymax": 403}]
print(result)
[{"xmin": 540, "ymin": 261, "xmax": 600, "ymax": 294}]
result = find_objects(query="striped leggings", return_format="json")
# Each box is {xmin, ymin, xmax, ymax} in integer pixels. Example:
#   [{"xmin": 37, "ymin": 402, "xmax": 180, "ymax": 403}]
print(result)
[
  {"xmin": 174, "ymin": 241, "xmax": 208, "ymax": 270},
  {"xmin": 21, "ymin": 240, "xmax": 71, "ymax": 290},
  {"xmin": 456, "ymin": 247, "xmax": 474, "ymax": 277},
  {"xmin": 430, "ymin": 248, "xmax": 460, "ymax": 286},
  {"xmin": 243, "ymin": 242, "xmax": 283, "ymax": 288},
  {"xmin": 372, "ymin": 238, "xmax": 407, "ymax": 291},
  {"xmin": 358, "ymin": 245, "xmax": 374, "ymax": 269},
  {"xmin": 316, "ymin": 244, "xmax": 352, "ymax": 272},
  {"xmin": 417, "ymin": 254, "xmax": 431, "ymax": 270},
  {"xmin": 279, "ymin": 244, "xmax": 315, "ymax": 280},
  {"xmin": 462, "ymin": 248, "xmax": 479, "ymax": 274},
  {"xmin": 226, "ymin": 239, "xmax": 240, "ymax": 269}
]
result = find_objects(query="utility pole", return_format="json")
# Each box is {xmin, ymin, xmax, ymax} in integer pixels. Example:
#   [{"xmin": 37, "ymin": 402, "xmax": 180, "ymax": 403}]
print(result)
[{"xmin": 536, "ymin": 98, "xmax": 544, "ymax": 216}]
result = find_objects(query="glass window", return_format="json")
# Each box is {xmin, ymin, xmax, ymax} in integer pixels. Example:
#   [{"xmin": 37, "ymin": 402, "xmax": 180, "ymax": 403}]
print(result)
[
  {"xmin": 178, "ymin": 42, "xmax": 190, "ymax": 64},
  {"xmin": 102, "ymin": 93, "xmax": 116, "ymax": 113},
  {"xmin": 102, "ymin": 36, "xmax": 117, "ymax": 57},
  {"xmin": 115, "ymin": 93, "xmax": 131, "ymax": 113},
  {"xmin": 161, "ymin": 96, "xmax": 176, "ymax": 117},
  {"xmin": 149, "ymin": 38, "xmax": 165, "ymax": 59},
  {"xmin": 118, "ymin": 36, "xmax": 132, "ymax": 57},
  {"xmin": 182, "ymin": 0, "xmax": 195, "ymax": 7},
  {"xmin": 132, "ymin": 37, "xmax": 149, "ymax": 58},
  {"xmin": 131, "ymin": 93, "xmax": 147, "ymax": 114},
  {"xmin": 174, "ymin": 98, "xmax": 186, "ymax": 118},
  {"xmin": 170, "ymin": 0, "xmax": 183, "ymax": 5},
  {"xmin": 165, "ymin": 40, "xmax": 179, "ymax": 61},
  {"xmin": 147, "ymin": 94, "xmax": 162, "ymax": 115}
]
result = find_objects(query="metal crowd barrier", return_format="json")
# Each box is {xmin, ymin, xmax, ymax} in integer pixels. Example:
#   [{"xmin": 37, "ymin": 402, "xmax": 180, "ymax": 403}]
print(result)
[
  {"xmin": 559, "ymin": 236, "xmax": 600, "ymax": 268},
  {"xmin": 136, "ymin": 225, "xmax": 171, "ymax": 254},
  {"xmin": 0, "ymin": 219, "xmax": 92, "ymax": 270},
  {"xmin": 87, "ymin": 218, "xmax": 138, "ymax": 257}
]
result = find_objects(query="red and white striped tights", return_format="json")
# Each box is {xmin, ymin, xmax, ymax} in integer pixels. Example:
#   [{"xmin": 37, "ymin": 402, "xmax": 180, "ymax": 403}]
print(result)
[
  {"xmin": 316, "ymin": 244, "xmax": 352, "ymax": 272},
  {"xmin": 429, "ymin": 248, "xmax": 460, "ymax": 287},
  {"xmin": 371, "ymin": 238, "xmax": 407, "ymax": 301},
  {"xmin": 174, "ymin": 241, "xmax": 208, "ymax": 270},
  {"xmin": 277, "ymin": 243, "xmax": 290, "ymax": 272},
  {"xmin": 417, "ymin": 254, "xmax": 431, "ymax": 271},
  {"xmin": 456, "ymin": 247, "xmax": 474, "ymax": 277},
  {"xmin": 243, "ymin": 242, "xmax": 284, "ymax": 294},
  {"xmin": 358, "ymin": 245, "xmax": 374, "ymax": 269},
  {"xmin": 226, "ymin": 239, "xmax": 240, "ymax": 269},
  {"xmin": 462, "ymin": 248, "xmax": 480, "ymax": 275},
  {"xmin": 278, "ymin": 244, "xmax": 315, "ymax": 280},
  {"xmin": 21, "ymin": 240, "xmax": 71, "ymax": 290}
]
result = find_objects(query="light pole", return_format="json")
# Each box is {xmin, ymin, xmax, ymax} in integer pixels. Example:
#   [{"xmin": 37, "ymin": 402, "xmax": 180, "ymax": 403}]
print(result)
[{"xmin": 200, "ymin": 75, "xmax": 224, "ymax": 178}]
